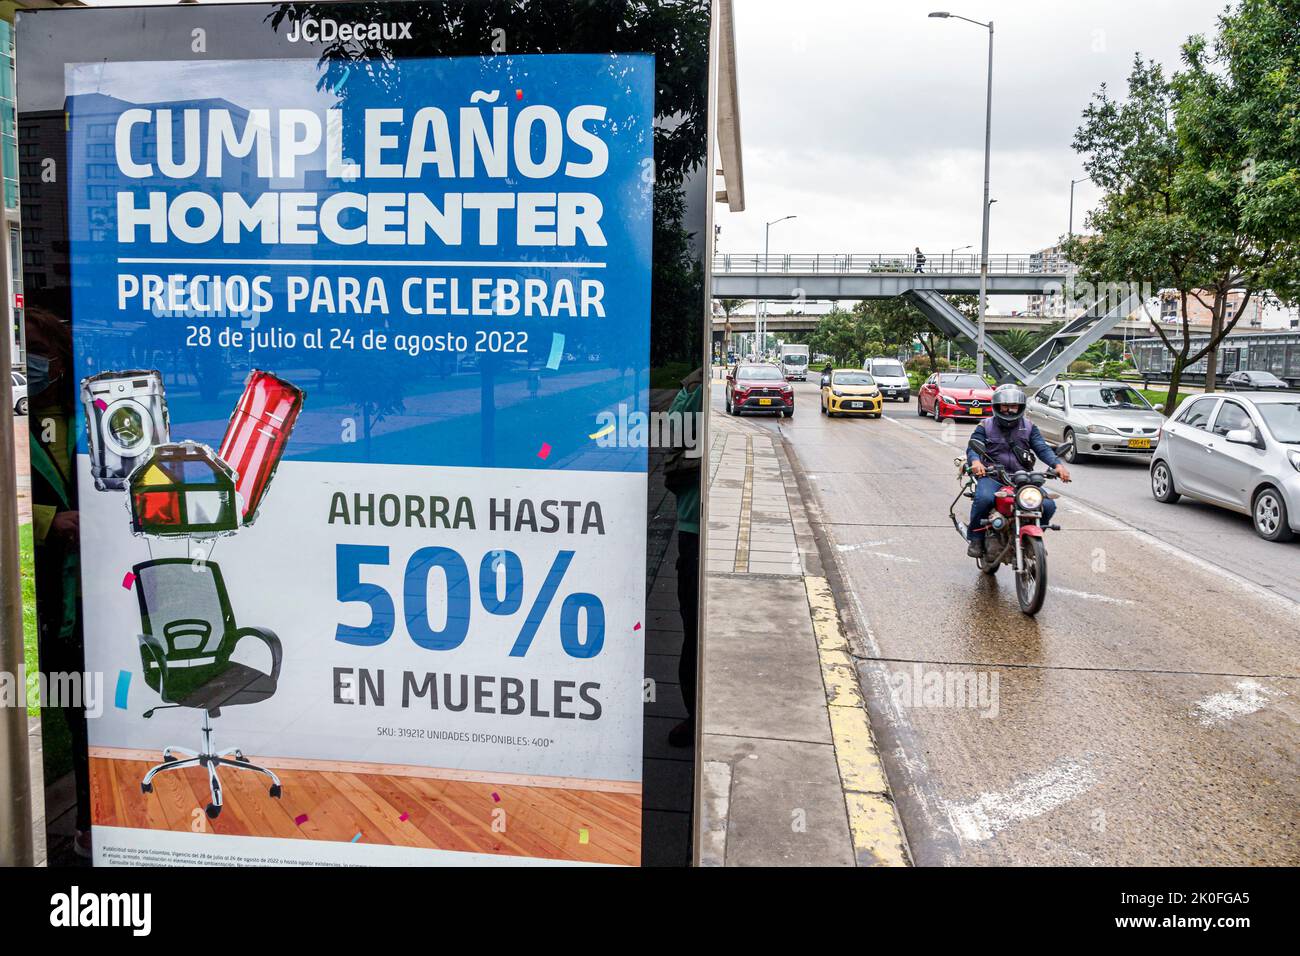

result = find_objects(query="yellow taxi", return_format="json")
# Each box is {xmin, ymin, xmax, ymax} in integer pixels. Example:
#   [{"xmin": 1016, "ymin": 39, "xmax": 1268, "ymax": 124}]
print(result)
[{"xmin": 820, "ymin": 369, "xmax": 884, "ymax": 418}]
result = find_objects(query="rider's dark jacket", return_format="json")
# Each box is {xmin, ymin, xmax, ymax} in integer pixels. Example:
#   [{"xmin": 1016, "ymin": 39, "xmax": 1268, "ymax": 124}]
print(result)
[{"xmin": 966, "ymin": 417, "xmax": 1062, "ymax": 473}]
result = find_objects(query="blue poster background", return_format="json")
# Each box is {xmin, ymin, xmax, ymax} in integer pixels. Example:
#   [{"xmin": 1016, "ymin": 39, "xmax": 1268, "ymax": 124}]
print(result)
[{"xmin": 66, "ymin": 54, "xmax": 654, "ymax": 473}]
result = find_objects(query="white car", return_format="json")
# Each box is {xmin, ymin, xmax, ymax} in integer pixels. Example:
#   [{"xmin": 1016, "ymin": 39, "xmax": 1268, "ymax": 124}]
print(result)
[
  {"xmin": 11, "ymin": 371, "xmax": 26, "ymax": 415},
  {"xmin": 863, "ymin": 357, "xmax": 910, "ymax": 402},
  {"xmin": 1150, "ymin": 392, "xmax": 1300, "ymax": 542}
]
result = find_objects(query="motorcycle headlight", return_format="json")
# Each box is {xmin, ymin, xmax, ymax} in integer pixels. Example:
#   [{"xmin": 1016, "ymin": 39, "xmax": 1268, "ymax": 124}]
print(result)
[
  {"xmin": 1087, "ymin": 424, "xmax": 1120, "ymax": 435},
  {"xmin": 1016, "ymin": 486, "xmax": 1044, "ymax": 511}
]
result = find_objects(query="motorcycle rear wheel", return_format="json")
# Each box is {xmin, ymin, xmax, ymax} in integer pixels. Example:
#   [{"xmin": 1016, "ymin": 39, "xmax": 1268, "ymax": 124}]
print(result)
[{"xmin": 1015, "ymin": 536, "xmax": 1048, "ymax": 615}]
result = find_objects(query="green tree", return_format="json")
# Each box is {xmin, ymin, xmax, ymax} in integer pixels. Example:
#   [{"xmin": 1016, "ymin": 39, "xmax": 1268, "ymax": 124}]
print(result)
[
  {"xmin": 713, "ymin": 297, "xmax": 746, "ymax": 359},
  {"xmin": 993, "ymin": 329, "xmax": 1039, "ymax": 361},
  {"xmin": 1065, "ymin": 0, "xmax": 1300, "ymax": 412},
  {"xmin": 808, "ymin": 306, "xmax": 869, "ymax": 366}
]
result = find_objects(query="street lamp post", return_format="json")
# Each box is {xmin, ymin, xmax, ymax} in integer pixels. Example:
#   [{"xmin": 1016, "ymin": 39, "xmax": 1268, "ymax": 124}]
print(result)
[
  {"xmin": 950, "ymin": 244, "xmax": 973, "ymax": 270},
  {"xmin": 1068, "ymin": 175, "xmax": 1090, "ymax": 240},
  {"xmin": 931, "ymin": 11, "xmax": 994, "ymax": 378},
  {"xmin": 760, "ymin": 214, "xmax": 796, "ymax": 359}
]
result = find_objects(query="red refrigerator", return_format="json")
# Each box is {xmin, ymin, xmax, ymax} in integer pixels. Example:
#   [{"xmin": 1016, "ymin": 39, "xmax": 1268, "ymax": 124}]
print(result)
[{"xmin": 219, "ymin": 370, "xmax": 305, "ymax": 525}]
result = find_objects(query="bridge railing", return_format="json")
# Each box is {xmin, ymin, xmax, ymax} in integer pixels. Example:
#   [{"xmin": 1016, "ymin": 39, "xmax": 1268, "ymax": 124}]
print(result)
[{"xmin": 713, "ymin": 252, "xmax": 1070, "ymax": 275}]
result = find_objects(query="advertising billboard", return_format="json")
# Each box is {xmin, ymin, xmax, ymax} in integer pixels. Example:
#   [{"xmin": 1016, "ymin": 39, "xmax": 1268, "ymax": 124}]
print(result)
[{"xmin": 19, "ymin": 1, "xmax": 712, "ymax": 867}]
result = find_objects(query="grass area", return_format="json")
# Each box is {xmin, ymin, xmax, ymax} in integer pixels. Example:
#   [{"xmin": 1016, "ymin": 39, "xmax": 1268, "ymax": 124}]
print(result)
[
  {"xmin": 1139, "ymin": 388, "xmax": 1192, "ymax": 411},
  {"xmin": 20, "ymin": 523, "xmax": 37, "ymax": 717},
  {"xmin": 20, "ymin": 522, "xmax": 74, "ymax": 778}
]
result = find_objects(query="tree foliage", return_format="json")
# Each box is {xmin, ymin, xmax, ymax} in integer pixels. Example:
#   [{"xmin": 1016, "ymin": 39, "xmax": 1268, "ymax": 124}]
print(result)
[{"xmin": 1064, "ymin": 0, "xmax": 1300, "ymax": 410}]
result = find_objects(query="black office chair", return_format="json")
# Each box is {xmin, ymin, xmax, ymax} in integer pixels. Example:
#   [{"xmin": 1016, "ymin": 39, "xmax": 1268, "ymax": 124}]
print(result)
[{"xmin": 133, "ymin": 558, "xmax": 283, "ymax": 819}]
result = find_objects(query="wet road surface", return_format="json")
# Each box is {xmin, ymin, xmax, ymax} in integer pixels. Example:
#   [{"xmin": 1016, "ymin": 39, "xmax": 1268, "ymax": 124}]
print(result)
[{"xmin": 716, "ymin": 379, "xmax": 1299, "ymax": 865}]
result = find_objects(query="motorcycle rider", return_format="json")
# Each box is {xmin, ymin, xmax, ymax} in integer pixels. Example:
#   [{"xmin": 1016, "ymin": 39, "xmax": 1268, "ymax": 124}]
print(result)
[{"xmin": 966, "ymin": 384, "xmax": 1071, "ymax": 558}]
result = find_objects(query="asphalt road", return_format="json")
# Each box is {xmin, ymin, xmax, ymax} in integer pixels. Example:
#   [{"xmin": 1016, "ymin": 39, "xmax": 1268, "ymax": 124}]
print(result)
[{"xmin": 715, "ymin": 379, "xmax": 1299, "ymax": 865}]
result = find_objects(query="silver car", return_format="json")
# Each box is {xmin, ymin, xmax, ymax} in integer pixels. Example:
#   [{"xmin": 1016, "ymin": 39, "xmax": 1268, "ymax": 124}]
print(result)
[
  {"xmin": 1150, "ymin": 392, "xmax": 1300, "ymax": 542},
  {"xmin": 1027, "ymin": 380, "xmax": 1164, "ymax": 462}
]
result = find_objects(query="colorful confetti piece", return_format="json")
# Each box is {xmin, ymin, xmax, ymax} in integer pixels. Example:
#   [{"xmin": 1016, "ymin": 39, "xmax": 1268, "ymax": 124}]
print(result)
[
  {"xmin": 294, "ymin": 814, "xmax": 309, "ymax": 826},
  {"xmin": 516, "ymin": 89, "xmax": 523, "ymax": 100},
  {"xmin": 399, "ymin": 812, "xmax": 410, "ymax": 822},
  {"xmin": 578, "ymin": 828, "xmax": 590, "ymax": 845},
  {"xmin": 633, "ymin": 622, "xmax": 642, "ymax": 631},
  {"xmin": 351, "ymin": 832, "xmax": 362, "ymax": 842},
  {"xmin": 546, "ymin": 332, "xmax": 566, "ymax": 370},
  {"xmin": 492, "ymin": 792, "xmax": 500, "ymax": 803},
  {"xmin": 114, "ymin": 670, "xmax": 131, "ymax": 710},
  {"xmin": 538, "ymin": 443, "xmax": 552, "ymax": 460},
  {"xmin": 333, "ymin": 66, "xmax": 351, "ymax": 94},
  {"xmin": 588, "ymin": 423, "xmax": 616, "ymax": 440},
  {"xmin": 94, "ymin": 398, "xmax": 107, "ymax": 411},
  {"xmin": 121, "ymin": 571, "xmax": 135, "ymax": 590}
]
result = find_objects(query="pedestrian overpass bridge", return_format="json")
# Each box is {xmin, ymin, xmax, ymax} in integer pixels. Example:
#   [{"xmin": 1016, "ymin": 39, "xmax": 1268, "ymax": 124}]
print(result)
[{"xmin": 710, "ymin": 252, "xmax": 1145, "ymax": 388}]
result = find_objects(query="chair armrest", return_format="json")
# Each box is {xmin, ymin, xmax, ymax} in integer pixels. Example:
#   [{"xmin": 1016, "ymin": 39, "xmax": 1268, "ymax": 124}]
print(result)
[
  {"xmin": 233, "ymin": 627, "xmax": 282, "ymax": 683},
  {"xmin": 138, "ymin": 632, "xmax": 168, "ymax": 695}
]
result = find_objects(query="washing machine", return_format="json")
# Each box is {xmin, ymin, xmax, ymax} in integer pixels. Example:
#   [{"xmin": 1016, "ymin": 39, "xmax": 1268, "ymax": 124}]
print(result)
[{"xmin": 81, "ymin": 369, "xmax": 170, "ymax": 491}]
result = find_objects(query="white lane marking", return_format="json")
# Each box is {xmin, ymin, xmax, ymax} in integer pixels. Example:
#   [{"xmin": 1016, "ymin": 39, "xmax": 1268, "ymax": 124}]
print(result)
[
  {"xmin": 947, "ymin": 758, "xmax": 1098, "ymax": 842},
  {"xmin": 868, "ymin": 551, "xmax": 920, "ymax": 564},
  {"xmin": 837, "ymin": 539, "xmax": 891, "ymax": 552},
  {"xmin": 1049, "ymin": 586, "xmax": 1136, "ymax": 606},
  {"xmin": 882, "ymin": 415, "xmax": 1300, "ymax": 620},
  {"xmin": 1192, "ymin": 680, "xmax": 1283, "ymax": 727}
]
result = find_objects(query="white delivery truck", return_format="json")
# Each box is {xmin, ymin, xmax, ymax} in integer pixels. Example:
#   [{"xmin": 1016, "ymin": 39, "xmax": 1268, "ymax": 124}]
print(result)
[
  {"xmin": 864, "ymin": 356, "xmax": 911, "ymax": 402},
  {"xmin": 779, "ymin": 343, "xmax": 811, "ymax": 381}
]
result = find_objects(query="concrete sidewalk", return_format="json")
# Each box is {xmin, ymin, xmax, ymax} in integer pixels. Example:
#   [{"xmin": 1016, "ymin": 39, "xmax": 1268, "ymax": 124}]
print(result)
[{"xmin": 699, "ymin": 410, "xmax": 909, "ymax": 866}]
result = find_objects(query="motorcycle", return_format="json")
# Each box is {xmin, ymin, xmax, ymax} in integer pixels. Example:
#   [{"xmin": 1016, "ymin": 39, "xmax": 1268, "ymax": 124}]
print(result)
[{"xmin": 949, "ymin": 437, "xmax": 1069, "ymax": 616}]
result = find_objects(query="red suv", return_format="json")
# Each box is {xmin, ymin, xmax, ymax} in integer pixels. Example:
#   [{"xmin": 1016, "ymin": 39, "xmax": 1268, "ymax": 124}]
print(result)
[
  {"xmin": 918, "ymin": 372, "xmax": 995, "ymax": 421},
  {"xmin": 726, "ymin": 363, "xmax": 794, "ymax": 417}
]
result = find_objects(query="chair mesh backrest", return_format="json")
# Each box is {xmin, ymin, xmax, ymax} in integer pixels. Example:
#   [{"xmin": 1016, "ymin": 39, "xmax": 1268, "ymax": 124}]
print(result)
[{"xmin": 136, "ymin": 561, "xmax": 230, "ymax": 657}]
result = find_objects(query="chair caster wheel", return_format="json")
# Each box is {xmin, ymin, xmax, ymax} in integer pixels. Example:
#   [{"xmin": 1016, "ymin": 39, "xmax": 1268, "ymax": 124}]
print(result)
[
  {"xmin": 141, "ymin": 782, "xmax": 153, "ymax": 794},
  {"xmin": 205, "ymin": 804, "xmax": 221, "ymax": 819},
  {"xmin": 162, "ymin": 754, "xmax": 177, "ymax": 763},
  {"xmin": 269, "ymin": 784, "xmax": 282, "ymax": 799}
]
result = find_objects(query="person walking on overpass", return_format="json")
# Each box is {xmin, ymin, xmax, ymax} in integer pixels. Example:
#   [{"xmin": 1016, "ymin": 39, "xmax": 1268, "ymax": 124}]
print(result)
[{"xmin": 914, "ymin": 247, "xmax": 927, "ymax": 273}]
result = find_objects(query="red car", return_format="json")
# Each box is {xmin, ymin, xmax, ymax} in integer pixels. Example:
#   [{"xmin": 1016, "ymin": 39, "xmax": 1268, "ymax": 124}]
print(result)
[
  {"xmin": 726, "ymin": 363, "xmax": 794, "ymax": 417},
  {"xmin": 917, "ymin": 372, "xmax": 995, "ymax": 421}
]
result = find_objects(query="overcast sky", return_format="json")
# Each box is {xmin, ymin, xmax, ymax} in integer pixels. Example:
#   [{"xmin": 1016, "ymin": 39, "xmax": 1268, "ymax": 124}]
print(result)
[
  {"xmin": 79, "ymin": 0, "xmax": 1228, "ymax": 258},
  {"xmin": 717, "ymin": 0, "xmax": 1229, "ymax": 257}
]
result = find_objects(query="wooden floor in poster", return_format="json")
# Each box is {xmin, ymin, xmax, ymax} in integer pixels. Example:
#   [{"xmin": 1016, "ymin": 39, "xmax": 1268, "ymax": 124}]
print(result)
[{"xmin": 89, "ymin": 750, "xmax": 641, "ymax": 865}]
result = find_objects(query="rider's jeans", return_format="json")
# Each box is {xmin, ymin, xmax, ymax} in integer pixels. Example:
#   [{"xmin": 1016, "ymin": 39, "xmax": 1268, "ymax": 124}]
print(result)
[{"xmin": 968, "ymin": 476, "xmax": 1057, "ymax": 541}]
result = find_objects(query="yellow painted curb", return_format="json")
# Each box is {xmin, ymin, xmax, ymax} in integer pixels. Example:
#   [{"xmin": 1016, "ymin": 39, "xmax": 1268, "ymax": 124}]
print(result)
[
  {"xmin": 826, "ymin": 704, "xmax": 888, "ymax": 793},
  {"xmin": 845, "ymin": 792, "xmax": 910, "ymax": 867},
  {"xmin": 803, "ymin": 574, "xmax": 910, "ymax": 867},
  {"xmin": 804, "ymin": 575, "xmax": 849, "ymax": 652},
  {"xmin": 819, "ymin": 649, "xmax": 864, "ymax": 709}
]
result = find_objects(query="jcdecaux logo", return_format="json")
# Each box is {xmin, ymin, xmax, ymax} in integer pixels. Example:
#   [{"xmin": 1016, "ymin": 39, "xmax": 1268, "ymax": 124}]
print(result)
[{"xmin": 285, "ymin": 18, "xmax": 413, "ymax": 43}]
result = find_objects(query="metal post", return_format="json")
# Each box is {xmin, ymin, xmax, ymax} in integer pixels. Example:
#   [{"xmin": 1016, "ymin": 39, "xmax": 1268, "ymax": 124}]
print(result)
[
  {"xmin": 1068, "ymin": 175, "xmax": 1089, "ymax": 241},
  {"xmin": 0, "ymin": 196, "xmax": 33, "ymax": 865},
  {"xmin": 975, "ymin": 20, "xmax": 993, "ymax": 379},
  {"xmin": 1068, "ymin": 178, "xmax": 1076, "ymax": 240},
  {"xmin": 760, "ymin": 221, "xmax": 768, "ymax": 359}
]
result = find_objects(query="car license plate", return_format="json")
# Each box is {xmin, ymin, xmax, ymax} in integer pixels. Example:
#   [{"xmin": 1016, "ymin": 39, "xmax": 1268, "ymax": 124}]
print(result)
[
  {"xmin": 849, "ymin": 401, "xmax": 863, "ymax": 408},
  {"xmin": 758, "ymin": 398, "xmax": 772, "ymax": 405},
  {"xmin": 1127, "ymin": 438, "xmax": 1151, "ymax": 449},
  {"xmin": 970, "ymin": 405, "xmax": 982, "ymax": 414}
]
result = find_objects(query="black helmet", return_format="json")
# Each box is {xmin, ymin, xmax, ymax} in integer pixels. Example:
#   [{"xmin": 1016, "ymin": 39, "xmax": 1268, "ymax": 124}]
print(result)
[{"xmin": 992, "ymin": 384, "xmax": 1026, "ymax": 425}]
